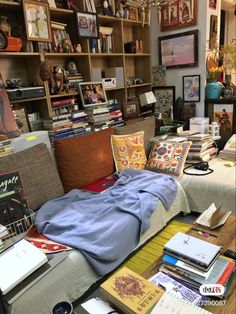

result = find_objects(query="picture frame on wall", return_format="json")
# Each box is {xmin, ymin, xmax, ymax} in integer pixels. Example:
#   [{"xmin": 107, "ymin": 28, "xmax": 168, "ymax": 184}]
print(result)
[
  {"xmin": 23, "ymin": 0, "xmax": 52, "ymax": 42},
  {"xmin": 152, "ymin": 86, "xmax": 175, "ymax": 119},
  {"xmin": 183, "ymin": 75, "xmax": 200, "ymax": 102},
  {"xmin": 158, "ymin": 30, "xmax": 198, "ymax": 69},
  {"xmin": 209, "ymin": 15, "xmax": 217, "ymax": 49},
  {"xmin": 159, "ymin": 0, "xmax": 197, "ymax": 32},
  {"xmin": 76, "ymin": 12, "xmax": 99, "ymax": 38}
]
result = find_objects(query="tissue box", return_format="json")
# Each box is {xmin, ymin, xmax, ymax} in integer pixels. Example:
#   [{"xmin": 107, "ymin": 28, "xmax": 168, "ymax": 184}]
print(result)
[{"xmin": 190, "ymin": 117, "xmax": 209, "ymax": 134}]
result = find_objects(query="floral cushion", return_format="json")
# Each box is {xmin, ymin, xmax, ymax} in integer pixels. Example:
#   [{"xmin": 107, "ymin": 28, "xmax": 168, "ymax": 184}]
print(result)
[
  {"xmin": 146, "ymin": 141, "xmax": 191, "ymax": 177},
  {"xmin": 111, "ymin": 131, "xmax": 147, "ymax": 172}
]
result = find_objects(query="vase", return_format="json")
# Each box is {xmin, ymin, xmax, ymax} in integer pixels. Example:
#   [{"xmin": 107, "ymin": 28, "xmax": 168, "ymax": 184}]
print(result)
[{"xmin": 205, "ymin": 79, "xmax": 222, "ymax": 100}]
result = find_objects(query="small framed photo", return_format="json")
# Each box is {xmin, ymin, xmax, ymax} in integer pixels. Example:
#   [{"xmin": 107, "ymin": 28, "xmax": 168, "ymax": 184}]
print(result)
[
  {"xmin": 23, "ymin": 0, "xmax": 52, "ymax": 42},
  {"xmin": 122, "ymin": 99, "xmax": 140, "ymax": 119},
  {"xmin": 209, "ymin": 0, "xmax": 217, "ymax": 9},
  {"xmin": 152, "ymin": 86, "xmax": 175, "ymax": 119},
  {"xmin": 76, "ymin": 12, "xmax": 99, "ymax": 38},
  {"xmin": 78, "ymin": 82, "xmax": 107, "ymax": 108},
  {"xmin": 183, "ymin": 75, "xmax": 200, "ymax": 102}
]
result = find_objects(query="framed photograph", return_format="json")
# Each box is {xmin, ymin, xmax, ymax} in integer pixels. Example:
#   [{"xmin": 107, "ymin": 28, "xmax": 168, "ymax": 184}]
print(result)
[
  {"xmin": 79, "ymin": 82, "xmax": 107, "ymax": 108},
  {"xmin": 159, "ymin": 30, "xmax": 198, "ymax": 69},
  {"xmin": 209, "ymin": 15, "xmax": 217, "ymax": 49},
  {"xmin": 23, "ymin": 0, "xmax": 52, "ymax": 42},
  {"xmin": 76, "ymin": 12, "xmax": 99, "ymax": 38},
  {"xmin": 152, "ymin": 86, "xmax": 175, "ymax": 119},
  {"xmin": 122, "ymin": 99, "xmax": 140, "ymax": 119},
  {"xmin": 159, "ymin": 0, "xmax": 197, "ymax": 32},
  {"xmin": 183, "ymin": 75, "xmax": 200, "ymax": 102}
]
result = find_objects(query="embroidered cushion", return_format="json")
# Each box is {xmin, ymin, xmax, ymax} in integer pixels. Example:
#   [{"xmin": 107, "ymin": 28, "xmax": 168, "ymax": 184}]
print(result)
[
  {"xmin": 146, "ymin": 141, "xmax": 191, "ymax": 177},
  {"xmin": 111, "ymin": 131, "xmax": 147, "ymax": 172}
]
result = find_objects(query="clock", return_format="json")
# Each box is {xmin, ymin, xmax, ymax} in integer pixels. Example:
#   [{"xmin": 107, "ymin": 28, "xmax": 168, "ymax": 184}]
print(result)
[{"xmin": 0, "ymin": 30, "xmax": 8, "ymax": 50}]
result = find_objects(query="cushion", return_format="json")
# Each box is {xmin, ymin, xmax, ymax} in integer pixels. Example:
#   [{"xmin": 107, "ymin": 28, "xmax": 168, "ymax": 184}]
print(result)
[
  {"xmin": 146, "ymin": 141, "xmax": 191, "ymax": 177},
  {"xmin": 54, "ymin": 128, "xmax": 115, "ymax": 192},
  {"xmin": 0, "ymin": 143, "xmax": 64, "ymax": 210},
  {"xmin": 114, "ymin": 116, "xmax": 156, "ymax": 155},
  {"xmin": 111, "ymin": 131, "xmax": 147, "ymax": 172}
]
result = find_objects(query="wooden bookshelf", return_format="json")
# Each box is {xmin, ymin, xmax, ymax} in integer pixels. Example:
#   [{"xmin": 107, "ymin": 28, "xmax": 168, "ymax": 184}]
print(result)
[{"xmin": 0, "ymin": 0, "xmax": 151, "ymax": 120}]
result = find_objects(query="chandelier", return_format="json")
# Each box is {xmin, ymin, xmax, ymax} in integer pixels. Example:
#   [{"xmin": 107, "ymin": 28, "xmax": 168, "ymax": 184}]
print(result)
[{"xmin": 125, "ymin": 0, "xmax": 169, "ymax": 25}]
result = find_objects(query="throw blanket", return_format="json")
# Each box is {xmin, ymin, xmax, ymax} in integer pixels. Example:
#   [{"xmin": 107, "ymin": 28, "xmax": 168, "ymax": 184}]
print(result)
[{"xmin": 35, "ymin": 169, "xmax": 177, "ymax": 276}]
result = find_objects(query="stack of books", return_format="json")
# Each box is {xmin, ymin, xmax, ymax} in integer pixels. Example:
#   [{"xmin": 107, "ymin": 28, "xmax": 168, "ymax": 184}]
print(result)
[
  {"xmin": 159, "ymin": 232, "xmax": 235, "ymax": 300},
  {"xmin": 219, "ymin": 134, "xmax": 236, "ymax": 161},
  {"xmin": 186, "ymin": 134, "xmax": 217, "ymax": 163},
  {"xmin": 0, "ymin": 139, "xmax": 13, "ymax": 157}
]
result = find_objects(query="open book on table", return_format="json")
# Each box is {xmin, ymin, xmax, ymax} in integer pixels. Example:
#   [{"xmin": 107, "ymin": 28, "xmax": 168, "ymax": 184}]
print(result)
[{"xmin": 194, "ymin": 203, "xmax": 232, "ymax": 230}]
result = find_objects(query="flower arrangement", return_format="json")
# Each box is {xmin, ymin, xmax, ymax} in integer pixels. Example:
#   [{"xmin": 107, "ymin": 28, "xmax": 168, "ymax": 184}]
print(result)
[{"xmin": 208, "ymin": 65, "xmax": 224, "ymax": 80}]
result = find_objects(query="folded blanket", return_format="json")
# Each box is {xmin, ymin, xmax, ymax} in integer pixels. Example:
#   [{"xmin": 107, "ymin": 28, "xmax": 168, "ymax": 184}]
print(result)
[{"xmin": 35, "ymin": 169, "xmax": 177, "ymax": 276}]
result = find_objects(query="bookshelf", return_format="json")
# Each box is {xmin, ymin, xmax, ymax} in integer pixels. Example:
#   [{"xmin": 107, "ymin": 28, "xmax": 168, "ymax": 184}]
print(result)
[{"xmin": 0, "ymin": 0, "xmax": 152, "ymax": 125}]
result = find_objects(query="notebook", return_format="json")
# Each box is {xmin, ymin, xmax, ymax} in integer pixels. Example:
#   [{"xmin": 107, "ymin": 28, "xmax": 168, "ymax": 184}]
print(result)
[
  {"xmin": 0, "ymin": 239, "xmax": 47, "ymax": 295},
  {"xmin": 163, "ymin": 232, "xmax": 221, "ymax": 271},
  {"xmin": 150, "ymin": 291, "xmax": 212, "ymax": 314}
]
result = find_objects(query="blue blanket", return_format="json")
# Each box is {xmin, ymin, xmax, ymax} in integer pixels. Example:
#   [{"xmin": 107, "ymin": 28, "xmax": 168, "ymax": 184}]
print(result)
[{"xmin": 35, "ymin": 169, "xmax": 177, "ymax": 276}]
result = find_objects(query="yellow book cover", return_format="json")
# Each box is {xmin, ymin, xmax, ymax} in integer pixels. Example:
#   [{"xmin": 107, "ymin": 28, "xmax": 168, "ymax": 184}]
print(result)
[{"xmin": 100, "ymin": 267, "xmax": 164, "ymax": 314}]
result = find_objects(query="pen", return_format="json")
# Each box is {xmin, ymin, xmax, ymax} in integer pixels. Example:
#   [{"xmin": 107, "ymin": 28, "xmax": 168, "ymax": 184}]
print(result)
[{"xmin": 190, "ymin": 227, "xmax": 218, "ymax": 238}]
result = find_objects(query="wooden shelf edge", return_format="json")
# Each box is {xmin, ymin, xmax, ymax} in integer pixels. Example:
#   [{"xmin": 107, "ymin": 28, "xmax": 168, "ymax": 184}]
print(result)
[
  {"xmin": 0, "ymin": 0, "xmax": 20, "ymax": 7},
  {"xmin": 0, "ymin": 52, "xmax": 40, "ymax": 56},
  {"xmin": 124, "ymin": 53, "xmax": 150, "ymax": 57},
  {"xmin": 50, "ymin": 7, "xmax": 74, "ymax": 14},
  {"xmin": 105, "ymin": 86, "xmax": 125, "ymax": 91},
  {"xmin": 127, "ymin": 83, "xmax": 152, "ymax": 88},
  {"xmin": 90, "ymin": 53, "xmax": 123, "ymax": 57},
  {"xmin": 11, "ymin": 96, "xmax": 46, "ymax": 104},
  {"xmin": 45, "ymin": 53, "xmax": 88, "ymax": 57},
  {"xmin": 50, "ymin": 92, "xmax": 78, "ymax": 99}
]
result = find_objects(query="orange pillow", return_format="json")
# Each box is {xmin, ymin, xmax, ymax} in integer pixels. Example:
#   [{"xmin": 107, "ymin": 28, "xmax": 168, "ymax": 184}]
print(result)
[
  {"xmin": 54, "ymin": 128, "xmax": 115, "ymax": 192},
  {"xmin": 111, "ymin": 131, "xmax": 147, "ymax": 172}
]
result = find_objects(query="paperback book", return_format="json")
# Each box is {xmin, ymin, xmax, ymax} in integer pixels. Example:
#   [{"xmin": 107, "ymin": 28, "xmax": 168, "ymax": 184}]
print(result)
[{"xmin": 100, "ymin": 266, "xmax": 164, "ymax": 314}]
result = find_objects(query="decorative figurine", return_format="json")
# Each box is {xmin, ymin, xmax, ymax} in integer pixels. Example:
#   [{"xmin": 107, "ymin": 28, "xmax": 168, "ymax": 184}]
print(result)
[{"xmin": 67, "ymin": 61, "xmax": 79, "ymax": 76}]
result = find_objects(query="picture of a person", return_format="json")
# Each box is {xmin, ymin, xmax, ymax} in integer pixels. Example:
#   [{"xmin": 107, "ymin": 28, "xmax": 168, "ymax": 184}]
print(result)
[
  {"xmin": 215, "ymin": 108, "xmax": 231, "ymax": 131},
  {"xmin": 180, "ymin": 1, "xmax": 191, "ymax": 23}
]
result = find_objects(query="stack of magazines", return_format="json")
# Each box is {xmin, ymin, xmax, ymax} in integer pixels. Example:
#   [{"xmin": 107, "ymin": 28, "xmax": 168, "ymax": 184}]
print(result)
[{"xmin": 157, "ymin": 232, "xmax": 235, "ymax": 300}]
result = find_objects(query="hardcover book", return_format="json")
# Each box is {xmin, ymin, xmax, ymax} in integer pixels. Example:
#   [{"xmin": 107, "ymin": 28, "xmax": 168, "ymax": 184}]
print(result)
[
  {"xmin": 0, "ymin": 170, "xmax": 31, "ymax": 236},
  {"xmin": 163, "ymin": 232, "xmax": 221, "ymax": 271},
  {"xmin": 100, "ymin": 266, "xmax": 164, "ymax": 314},
  {"xmin": 148, "ymin": 271, "xmax": 202, "ymax": 305}
]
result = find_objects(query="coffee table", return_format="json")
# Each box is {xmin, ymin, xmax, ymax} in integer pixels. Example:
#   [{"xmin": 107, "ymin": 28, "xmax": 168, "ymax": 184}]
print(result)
[{"xmin": 141, "ymin": 215, "xmax": 236, "ymax": 314}]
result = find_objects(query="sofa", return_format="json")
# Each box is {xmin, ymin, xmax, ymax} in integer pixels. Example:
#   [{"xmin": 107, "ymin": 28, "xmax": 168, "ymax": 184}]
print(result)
[{"xmin": 0, "ymin": 116, "xmax": 234, "ymax": 314}]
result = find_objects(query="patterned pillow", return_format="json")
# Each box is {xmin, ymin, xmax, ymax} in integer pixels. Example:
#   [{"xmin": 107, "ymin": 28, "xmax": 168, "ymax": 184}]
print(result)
[
  {"xmin": 146, "ymin": 141, "xmax": 191, "ymax": 177},
  {"xmin": 111, "ymin": 131, "xmax": 147, "ymax": 172}
]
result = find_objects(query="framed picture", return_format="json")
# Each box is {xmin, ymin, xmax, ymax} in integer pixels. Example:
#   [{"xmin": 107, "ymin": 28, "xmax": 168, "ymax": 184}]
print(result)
[
  {"xmin": 76, "ymin": 12, "xmax": 99, "ymax": 38},
  {"xmin": 159, "ymin": 30, "xmax": 198, "ymax": 69},
  {"xmin": 13, "ymin": 108, "xmax": 31, "ymax": 134},
  {"xmin": 78, "ymin": 82, "xmax": 107, "ymax": 107},
  {"xmin": 23, "ymin": 0, "xmax": 52, "ymax": 42},
  {"xmin": 159, "ymin": 0, "xmax": 197, "ymax": 32},
  {"xmin": 122, "ymin": 99, "xmax": 140, "ymax": 119},
  {"xmin": 183, "ymin": 75, "xmax": 200, "ymax": 102},
  {"xmin": 152, "ymin": 86, "xmax": 175, "ymax": 119},
  {"xmin": 209, "ymin": 15, "xmax": 217, "ymax": 49},
  {"xmin": 209, "ymin": 0, "xmax": 217, "ymax": 9}
]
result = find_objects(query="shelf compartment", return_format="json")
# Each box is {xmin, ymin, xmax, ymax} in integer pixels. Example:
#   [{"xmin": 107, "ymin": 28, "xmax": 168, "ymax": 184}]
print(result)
[
  {"xmin": 10, "ymin": 96, "xmax": 46, "ymax": 104},
  {"xmin": 123, "ymin": 23, "xmax": 150, "ymax": 54},
  {"xmin": 90, "ymin": 55, "xmax": 123, "ymax": 69},
  {"xmin": 125, "ymin": 56, "xmax": 151, "ymax": 87}
]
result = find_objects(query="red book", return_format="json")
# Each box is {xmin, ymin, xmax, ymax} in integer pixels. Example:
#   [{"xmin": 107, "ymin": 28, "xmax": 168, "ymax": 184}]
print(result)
[
  {"xmin": 216, "ymin": 262, "xmax": 235, "ymax": 285},
  {"xmin": 80, "ymin": 177, "xmax": 116, "ymax": 193}
]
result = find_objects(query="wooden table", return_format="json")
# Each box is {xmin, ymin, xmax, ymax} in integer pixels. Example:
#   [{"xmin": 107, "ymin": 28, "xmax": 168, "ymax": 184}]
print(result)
[{"xmin": 142, "ymin": 215, "xmax": 236, "ymax": 314}]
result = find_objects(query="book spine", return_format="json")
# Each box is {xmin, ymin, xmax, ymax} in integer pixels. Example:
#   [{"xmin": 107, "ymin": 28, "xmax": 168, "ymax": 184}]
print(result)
[{"xmin": 216, "ymin": 262, "xmax": 235, "ymax": 285}]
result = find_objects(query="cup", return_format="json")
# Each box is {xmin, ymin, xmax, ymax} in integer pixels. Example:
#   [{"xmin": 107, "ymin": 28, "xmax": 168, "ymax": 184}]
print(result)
[{"xmin": 51, "ymin": 301, "xmax": 74, "ymax": 314}]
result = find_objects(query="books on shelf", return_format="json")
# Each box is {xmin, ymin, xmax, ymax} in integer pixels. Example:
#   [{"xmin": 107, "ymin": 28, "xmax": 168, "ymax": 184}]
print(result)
[
  {"xmin": 100, "ymin": 266, "xmax": 164, "ymax": 314},
  {"xmin": 0, "ymin": 239, "xmax": 47, "ymax": 295},
  {"xmin": 150, "ymin": 291, "xmax": 212, "ymax": 314},
  {"xmin": 194, "ymin": 203, "xmax": 232, "ymax": 230},
  {"xmin": 148, "ymin": 271, "xmax": 202, "ymax": 305},
  {"xmin": 163, "ymin": 232, "xmax": 221, "ymax": 271}
]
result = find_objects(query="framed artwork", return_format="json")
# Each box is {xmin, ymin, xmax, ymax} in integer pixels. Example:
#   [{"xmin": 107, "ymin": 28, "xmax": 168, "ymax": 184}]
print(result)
[
  {"xmin": 78, "ymin": 82, "xmax": 107, "ymax": 107},
  {"xmin": 152, "ymin": 86, "xmax": 175, "ymax": 118},
  {"xmin": 159, "ymin": 30, "xmax": 198, "ymax": 69},
  {"xmin": 122, "ymin": 99, "xmax": 140, "ymax": 119},
  {"xmin": 209, "ymin": 15, "xmax": 217, "ymax": 49},
  {"xmin": 13, "ymin": 108, "xmax": 31, "ymax": 134},
  {"xmin": 183, "ymin": 75, "xmax": 200, "ymax": 102},
  {"xmin": 23, "ymin": 0, "xmax": 52, "ymax": 42},
  {"xmin": 209, "ymin": 0, "xmax": 217, "ymax": 9},
  {"xmin": 76, "ymin": 12, "xmax": 99, "ymax": 38},
  {"xmin": 159, "ymin": 0, "xmax": 197, "ymax": 32}
]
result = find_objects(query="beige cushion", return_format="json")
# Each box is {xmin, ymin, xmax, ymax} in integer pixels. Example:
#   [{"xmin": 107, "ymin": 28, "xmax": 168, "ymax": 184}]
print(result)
[
  {"xmin": 0, "ymin": 144, "xmax": 64, "ymax": 210},
  {"xmin": 114, "ymin": 116, "xmax": 156, "ymax": 155}
]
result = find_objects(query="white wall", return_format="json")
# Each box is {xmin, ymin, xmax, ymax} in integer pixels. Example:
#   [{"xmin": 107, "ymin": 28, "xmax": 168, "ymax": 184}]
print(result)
[{"xmin": 150, "ymin": 0, "xmax": 223, "ymax": 117}]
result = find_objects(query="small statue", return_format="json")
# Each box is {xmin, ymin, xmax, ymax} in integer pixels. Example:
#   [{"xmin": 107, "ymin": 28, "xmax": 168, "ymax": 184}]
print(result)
[
  {"xmin": 67, "ymin": 61, "xmax": 79, "ymax": 76},
  {"xmin": 62, "ymin": 38, "xmax": 71, "ymax": 53},
  {"xmin": 0, "ymin": 16, "xmax": 11, "ymax": 36},
  {"xmin": 74, "ymin": 43, "xmax": 82, "ymax": 53}
]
